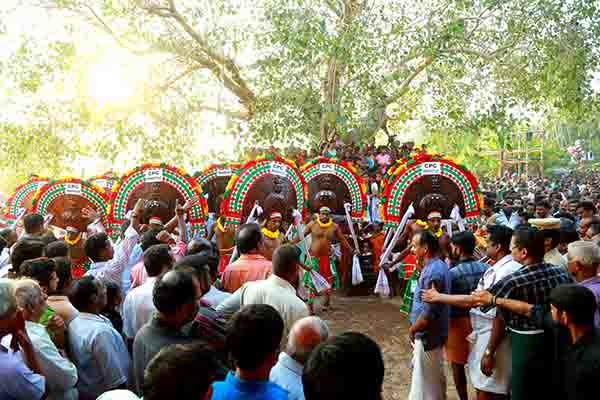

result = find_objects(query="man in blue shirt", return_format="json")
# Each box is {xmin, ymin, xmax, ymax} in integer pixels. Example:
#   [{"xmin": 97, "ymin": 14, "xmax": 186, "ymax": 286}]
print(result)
[
  {"xmin": 212, "ymin": 304, "xmax": 288, "ymax": 400},
  {"xmin": 408, "ymin": 230, "xmax": 450, "ymax": 400}
]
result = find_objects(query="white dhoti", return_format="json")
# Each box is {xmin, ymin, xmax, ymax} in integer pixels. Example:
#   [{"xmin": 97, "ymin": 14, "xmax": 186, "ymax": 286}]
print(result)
[
  {"xmin": 408, "ymin": 339, "xmax": 447, "ymax": 400},
  {"xmin": 467, "ymin": 310, "xmax": 512, "ymax": 395}
]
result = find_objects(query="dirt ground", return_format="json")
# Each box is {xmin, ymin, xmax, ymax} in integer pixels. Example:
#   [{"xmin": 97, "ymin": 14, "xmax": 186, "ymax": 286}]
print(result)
[{"xmin": 319, "ymin": 294, "xmax": 464, "ymax": 400}]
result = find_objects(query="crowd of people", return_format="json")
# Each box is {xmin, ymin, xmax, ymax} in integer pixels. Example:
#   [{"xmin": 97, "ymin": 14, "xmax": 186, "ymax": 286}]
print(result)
[
  {"xmin": 0, "ymin": 197, "xmax": 387, "ymax": 400},
  {"xmin": 0, "ymin": 141, "xmax": 599, "ymax": 400}
]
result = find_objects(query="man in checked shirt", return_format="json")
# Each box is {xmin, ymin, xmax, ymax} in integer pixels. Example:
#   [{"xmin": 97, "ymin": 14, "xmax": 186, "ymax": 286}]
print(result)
[{"xmin": 479, "ymin": 226, "xmax": 572, "ymax": 400}]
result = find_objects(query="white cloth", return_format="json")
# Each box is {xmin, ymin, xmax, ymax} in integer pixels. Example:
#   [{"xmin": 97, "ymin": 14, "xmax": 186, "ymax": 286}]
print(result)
[
  {"xmin": 0, "ymin": 344, "xmax": 45, "ymax": 400},
  {"xmin": 85, "ymin": 225, "xmax": 139, "ymax": 287},
  {"xmin": 0, "ymin": 247, "xmax": 10, "ymax": 269},
  {"xmin": 494, "ymin": 211, "xmax": 521, "ymax": 229},
  {"xmin": 467, "ymin": 314, "xmax": 512, "ymax": 394},
  {"xmin": 25, "ymin": 321, "xmax": 78, "ymax": 400},
  {"xmin": 467, "ymin": 254, "xmax": 521, "ymax": 394},
  {"xmin": 270, "ymin": 352, "xmax": 305, "ymax": 400},
  {"xmin": 97, "ymin": 389, "xmax": 140, "ymax": 400},
  {"xmin": 408, "ymin": 339, "xmax": 446, "ymax": 400},
  {"xmin": 68, "ymin": 312, "xmax": 129, "ymax": 399},
  {"xmin": 202, "ymin": 285, "xmax": 231, "ymax": 308},
  {"xmin": 122, "ymin": 277, "xmax": 157, "ymax": 339},
  {"xmin": 217, "ymin": 274, "xmax": 309, "ymax": 342},
  {"xmin": 544, "ymin": 247, "xmax": 568, "ymax": 270}
]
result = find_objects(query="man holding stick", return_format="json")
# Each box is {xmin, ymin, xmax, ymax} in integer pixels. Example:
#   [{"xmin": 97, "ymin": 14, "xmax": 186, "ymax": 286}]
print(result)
[{"xmin": 302, "ymin": 207, "xmax": 356, "ymax": 313}]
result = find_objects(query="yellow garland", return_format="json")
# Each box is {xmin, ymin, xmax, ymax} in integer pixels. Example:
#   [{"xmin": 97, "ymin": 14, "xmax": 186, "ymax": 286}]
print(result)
[
  {"xmin": 317, "ymin": 218, "xmax": 333, "ymax": 229},
  {"xmin": 64, "ymin": 233, "xmax": 82, "ymax": 246},
  {"xmin": 415, "ymin": 220, "xmax": 443, "ymax": 237},
  {"xmin": 261, "ymin": 227, "xmax": 280, "ymax": 240},
  {"xmin": 217, "ymin": 217, "xmax": 226, "ymax": 233}
]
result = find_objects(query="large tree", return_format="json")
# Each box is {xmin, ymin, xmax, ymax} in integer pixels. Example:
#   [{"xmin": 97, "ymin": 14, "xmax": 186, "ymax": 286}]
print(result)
[{"xmin": 1, "ymin": 0, "xmax": 599, "ymax": 190}]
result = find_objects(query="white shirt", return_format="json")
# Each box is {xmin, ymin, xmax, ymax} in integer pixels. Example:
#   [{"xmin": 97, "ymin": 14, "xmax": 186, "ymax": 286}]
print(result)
[
  {"xmin": 68, "ymin": 312, "xmax": 130, "ymax": 399},
  {"xmin": 202, "ymin": 285, "xmax": 231, "ymax": 308},
  {"xmin": 23, "ymin": 321, "xmax": 78, "ymax": 400},
  {"xmin": 217, "ymin": 274, "xmax": 309, "ymax": 342},
  {"xmin": 85, "ymin": 225, "xmax": 139, "ymax": 287},
  {"xmin": 544, "ymin": 247, "xmax": 568, "ymax": 270},
  {"xmin": 270, "ymin": 352, "xmax": 305, "ymax": 400},
  {"xmin": 472, "ymin": 254, "xmax": 523, "ymax": 319},
  {"xmin": 122, "ymin": 277, "xmax": 158, "ymax": 339}
]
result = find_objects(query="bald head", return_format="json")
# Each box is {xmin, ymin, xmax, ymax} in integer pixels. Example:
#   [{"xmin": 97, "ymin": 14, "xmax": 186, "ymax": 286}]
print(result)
[{"xmin": 287, "ymin": 316, "xmax": 329, "ymax": 363}]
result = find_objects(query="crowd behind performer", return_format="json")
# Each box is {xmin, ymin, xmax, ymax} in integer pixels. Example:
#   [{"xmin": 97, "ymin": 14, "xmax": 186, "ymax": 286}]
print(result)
[{"xmin": 2, "ymin": 141, "xmax": 600, "ymax": 400}]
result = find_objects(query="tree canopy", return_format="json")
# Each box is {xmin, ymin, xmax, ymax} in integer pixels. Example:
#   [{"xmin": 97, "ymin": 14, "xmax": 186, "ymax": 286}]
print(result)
[{"xmin": 1, "ymin": 0, "xmax": 599, "ymax": 191}]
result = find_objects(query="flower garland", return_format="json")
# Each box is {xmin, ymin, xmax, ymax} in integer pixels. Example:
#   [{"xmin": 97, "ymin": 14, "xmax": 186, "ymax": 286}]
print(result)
[
  {"xmin": 217, "ymin": 217, "xmax": 226, "ymax": 233},
  {"xmin": 415, "ymin": 220, "xmax": 443, "ymax": 238},
  {"xmin": 64, "ymin": 233, "xmax": 82, "ymax": 246},
  {"xmin": 317, "ymin": 218, "xmax": 333, "ymax": 229},
  {"xmin": 261, "ymin": 227, "xmax": 280, "ymax": 240}
]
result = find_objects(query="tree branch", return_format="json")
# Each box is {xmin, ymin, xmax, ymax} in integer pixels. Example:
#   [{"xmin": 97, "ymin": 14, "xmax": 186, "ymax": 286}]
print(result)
[
  {"xmin": 84, "ymin": 5, "xmax": 155, "ymax": 56},
  {"xmin": 158, "ymin": 65, "xmax": 201, "ymax": 92},
  {"xmin": 386, "ymin": 56, "xmax": 433, "ymax": 106},
  {"xmin": 163, "ymin": 2, "xmax": 256, "ymax": 111}
]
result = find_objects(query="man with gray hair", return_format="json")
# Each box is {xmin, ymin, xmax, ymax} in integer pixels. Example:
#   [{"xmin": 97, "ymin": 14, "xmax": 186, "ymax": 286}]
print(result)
[
  {"xmin": 0, "ymin": 278, "xmax": 46, "ymax": 400},
  {"xmin": 10, "ymin": 279, "xmax": 78, "ymax": 400},
  {"xmin": 567, "ymin": 240, "xmax": 600, "ymax": 331},
  {"xmin": 270, "ymin": 316, "xmax": 329, "ymax": 400}
]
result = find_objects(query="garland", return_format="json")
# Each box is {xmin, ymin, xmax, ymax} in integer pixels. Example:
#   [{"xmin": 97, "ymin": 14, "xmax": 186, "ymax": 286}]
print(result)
[
  {"xmin": 221, "ymin": 155, "xmax": 306, "ymax": 228},
  {"xmin": 107, "ymin": 163, "xmax": 208, "ymax": 240},
  {"xmin": 216, "ymin": 217, "xmax": 226, "ymax": 233},
  {"xmin": 300, "ymin": 157, "xmax": 367, "ymax": 221},
  {"xmin": 64, "ymin": 233, "xmax": 82, "ymax": 246},
  {"xmin": 261, "ymin": 227, "xmax": 280, "ymax": 240},
  {"xmin": 415, "ymin": 220, "xmax": 443, "ymax": 238},
  {"xmin": 317, "ymin": 218, "xmax": 333, "ymax": 229}
]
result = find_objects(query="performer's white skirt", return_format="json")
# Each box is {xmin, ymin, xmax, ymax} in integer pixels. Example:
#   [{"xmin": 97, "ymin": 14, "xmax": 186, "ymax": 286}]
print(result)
[
  {"xmin": 467, "ymin": 311, "xmax": 512, "ymax": 395},
  {"xmin": 408, "ymin": 339, "xmax": 447, "ymax": 400}
]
